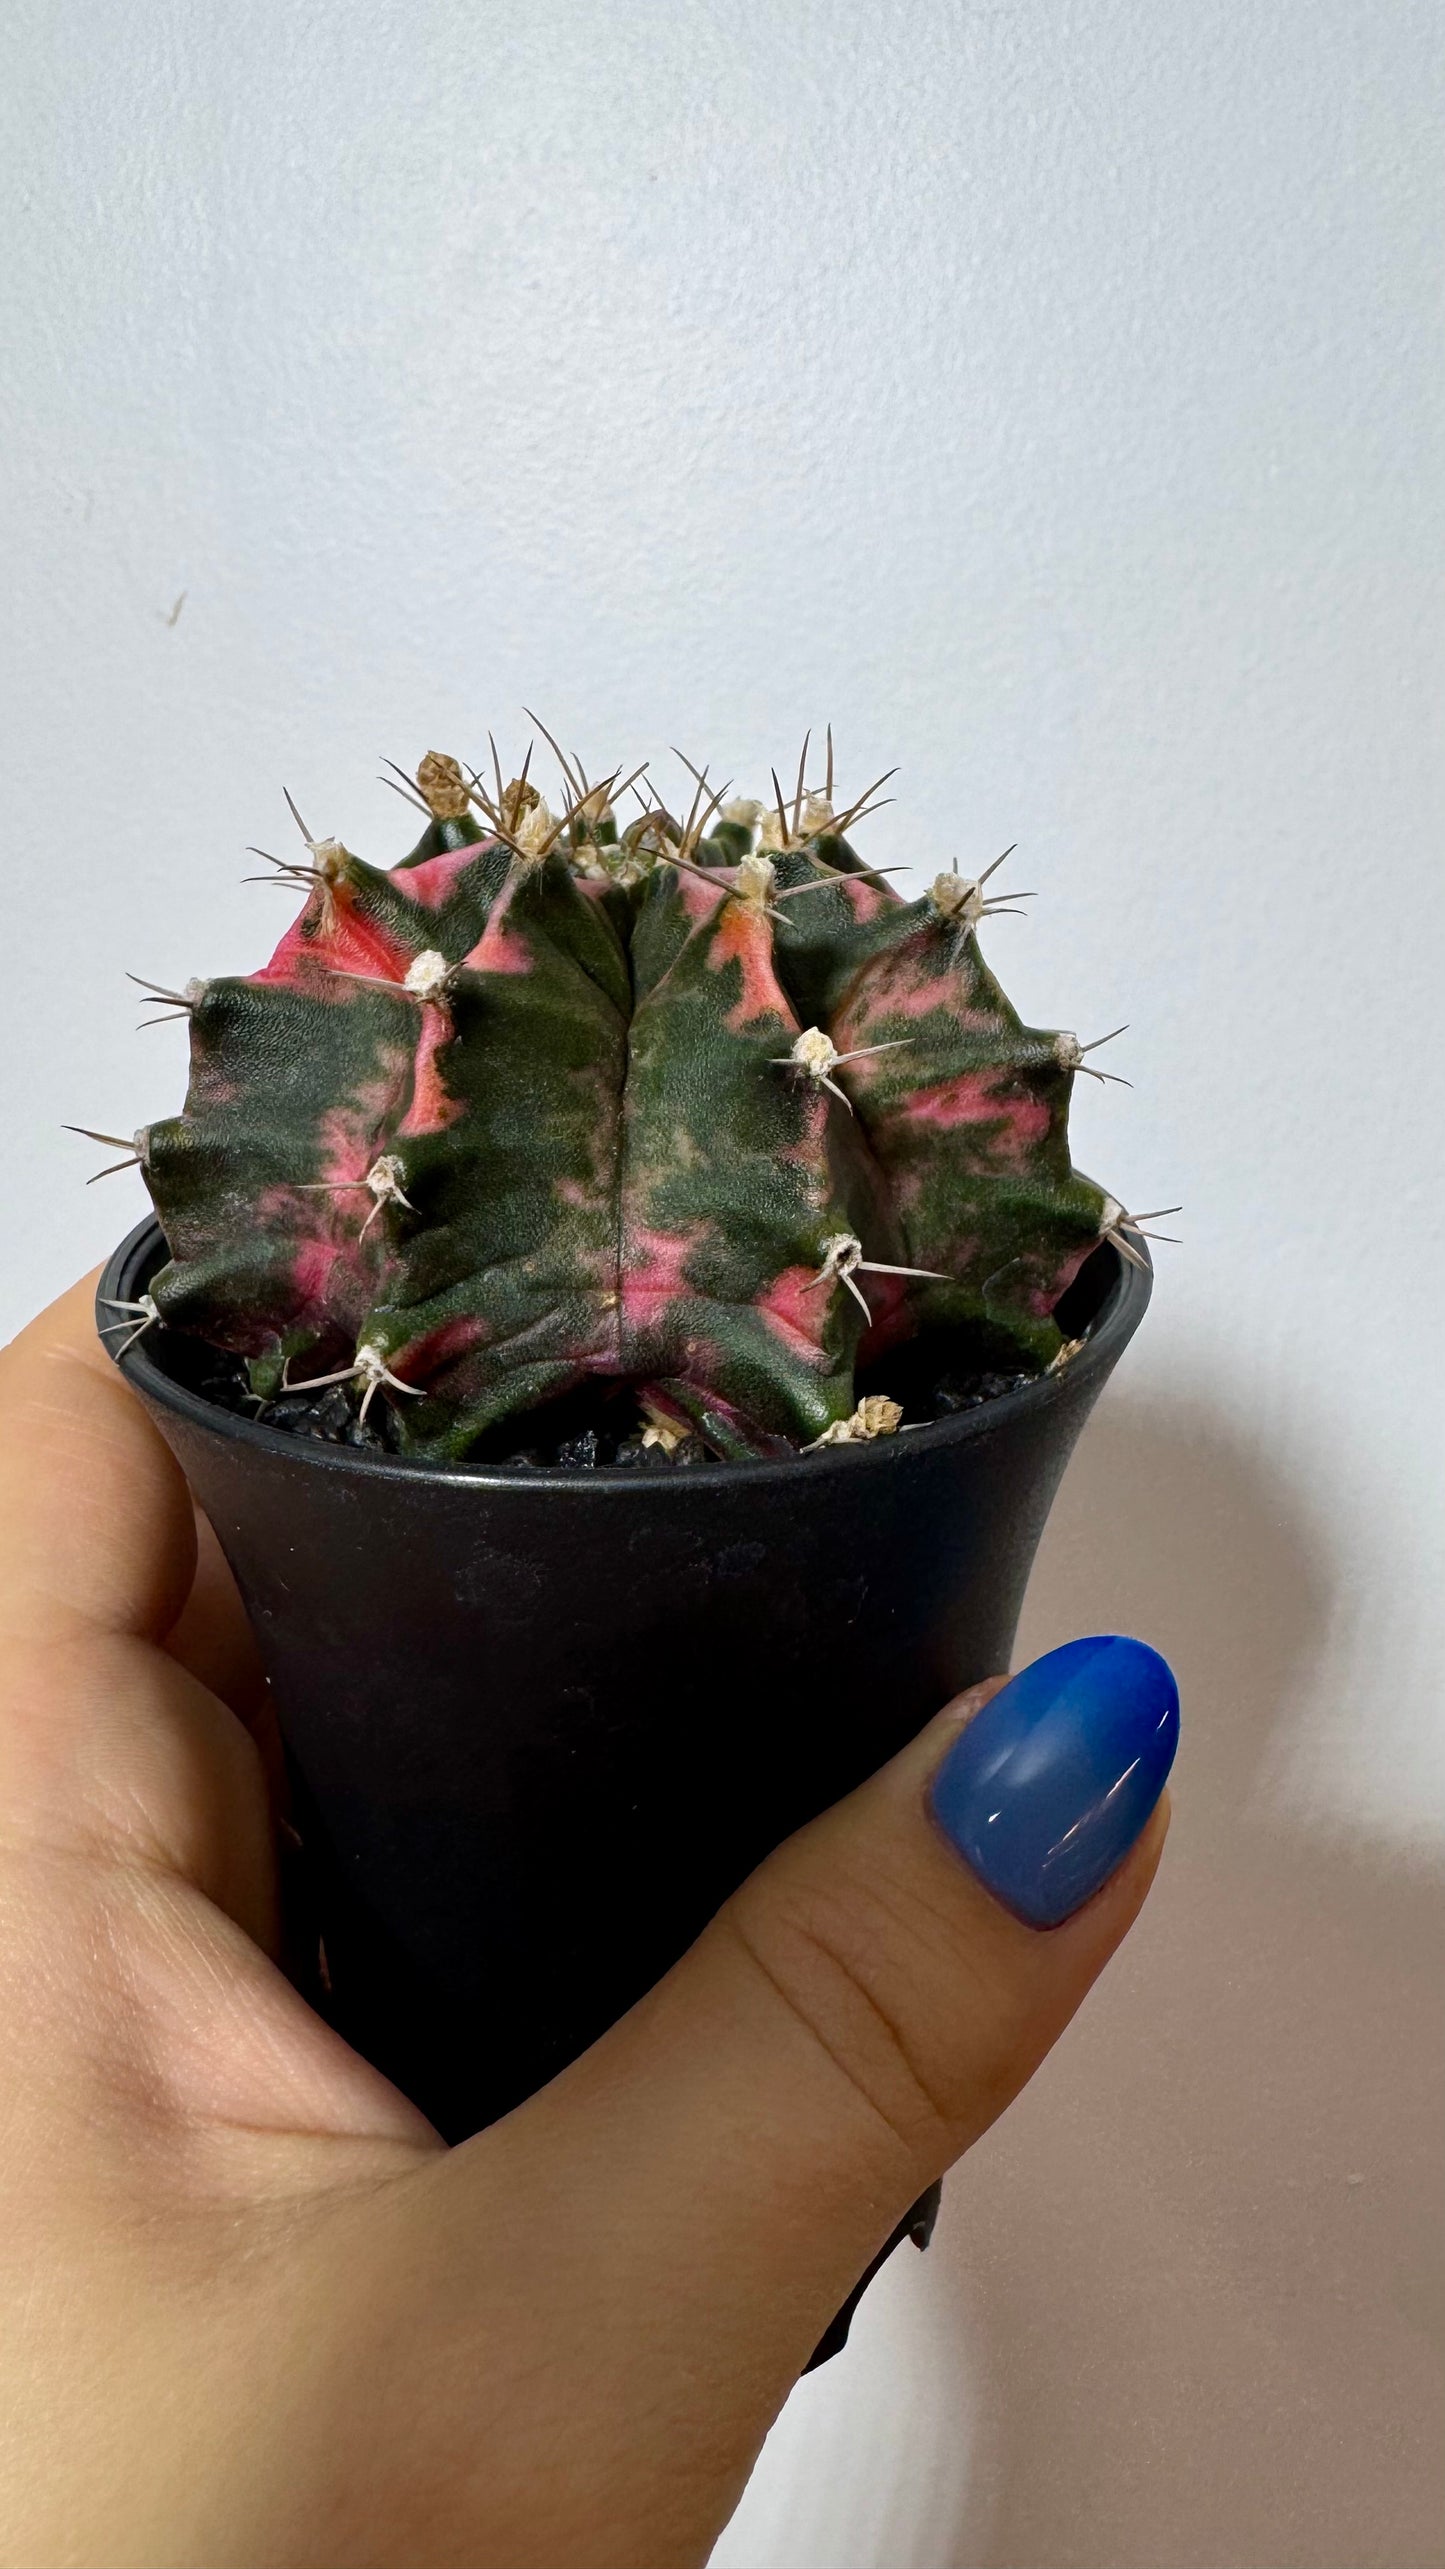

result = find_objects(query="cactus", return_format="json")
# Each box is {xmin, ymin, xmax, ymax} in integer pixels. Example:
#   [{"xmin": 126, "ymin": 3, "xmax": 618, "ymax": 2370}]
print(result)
[{"xmin": 99, "ymin": 740, "xmax": 1163, "ymax": 1460}]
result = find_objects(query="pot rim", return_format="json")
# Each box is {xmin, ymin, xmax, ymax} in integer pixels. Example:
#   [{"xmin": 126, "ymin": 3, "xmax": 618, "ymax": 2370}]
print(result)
[{"xmin": 98, "ymin": 1216, "xmax": 1151, "ymax": 1495}]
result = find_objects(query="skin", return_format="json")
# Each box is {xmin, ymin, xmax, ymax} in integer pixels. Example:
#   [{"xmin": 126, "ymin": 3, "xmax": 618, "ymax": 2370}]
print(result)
[{"xmin": 0, "ymin": 1277, "xmax": 1168, "ymax": 2569}]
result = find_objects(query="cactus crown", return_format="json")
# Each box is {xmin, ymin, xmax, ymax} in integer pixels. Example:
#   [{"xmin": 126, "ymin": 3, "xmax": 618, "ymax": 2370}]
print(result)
[{"xmin": 110, "ymin": 735, "xmax": 1156, "ymax": 1461}]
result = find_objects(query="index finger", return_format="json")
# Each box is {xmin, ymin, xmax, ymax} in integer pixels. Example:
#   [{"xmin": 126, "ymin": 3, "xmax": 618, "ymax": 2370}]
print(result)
[{"xmin": 0, "ymin": 1274, "xmax": 197, "ymax": 1645}]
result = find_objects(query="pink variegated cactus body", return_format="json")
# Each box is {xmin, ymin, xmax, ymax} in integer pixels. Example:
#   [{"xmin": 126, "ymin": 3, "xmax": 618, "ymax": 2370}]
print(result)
[{"xmin": 113, "ymin": 746, "xmax": 1137, "ymax": 1459}]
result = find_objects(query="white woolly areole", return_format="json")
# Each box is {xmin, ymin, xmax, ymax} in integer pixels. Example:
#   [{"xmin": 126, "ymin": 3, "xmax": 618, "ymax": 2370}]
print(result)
[
  {"xmin": 1099, "ymin": 1195, "xmax": 1124, "ymax": 1233},
  {"xmin": 817, "ymin": 1230, "xmax": 863, "ymax": 1272},
  {"xmin": 764, "ymin": 791, "xmax": 836, "ymax": 850},
  {"xmin": 723, "ymin": 797, "xmax": 764, "ymax": 829},
  {"xmin": 930, "ymin": 870, "xmax": 982, "ymax": 924},
  {"xmin": 404, "ymin": 950, "xmax": 451, "ymax": 999},
  {"xmin": 737, "ymin": 850, "xmax": 776, "ymax": 904},
  {"xmin": 184, "ymin": 978, "xmax": 208, "ymax": 1007},
  {"xmin": 309, "ymin": 838, "xmax": 350, "ymax": 883},
  {"xmin": 366, "ymin": 1155, "xmax": 409, "ymax": 1201},
  {"xmin": 1054, "ymin": 1031, "xmax": 1083, "ymax": 1069},
  {"xmin": 792, "ymin": 1026, "xmax": 840, "ymax": 1078},
  {"xmin": 513, "ymin": 797, "xmax": 557, "ymax": 858}
]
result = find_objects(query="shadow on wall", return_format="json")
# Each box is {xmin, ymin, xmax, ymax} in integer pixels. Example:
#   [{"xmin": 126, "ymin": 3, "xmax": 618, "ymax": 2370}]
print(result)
[
  {"xmin": 1013, "ymin": 1386, "xmax": 1331, "ymax": 1821},
  {"xmin": 716, "ymin": 1387, "xmax": 1443, "ymax": 2569},
  {"xmin": 935, "ymin": 1386, "xmax": 1445, "ymax": 2569}
]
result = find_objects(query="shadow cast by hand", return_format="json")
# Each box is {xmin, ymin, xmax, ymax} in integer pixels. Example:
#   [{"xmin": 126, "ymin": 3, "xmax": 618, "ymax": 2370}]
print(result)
[
  {"xmin": 948, "ymin": 1383, "xmax": 1445, "ymax": 2569},
  {"xmin": 1016, "ymin": 1385, "xmax": 1333, "ymax": 1832},
  {"xmin": 718, "ymin": 1384, "xmax": 1442, "ymax": 2569}
]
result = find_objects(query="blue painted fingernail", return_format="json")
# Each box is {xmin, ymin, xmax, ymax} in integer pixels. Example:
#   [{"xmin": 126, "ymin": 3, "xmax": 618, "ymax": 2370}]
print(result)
[{"xmin": 928, "ymin": 1636, "xmax": 1179, "ymax": 1928}]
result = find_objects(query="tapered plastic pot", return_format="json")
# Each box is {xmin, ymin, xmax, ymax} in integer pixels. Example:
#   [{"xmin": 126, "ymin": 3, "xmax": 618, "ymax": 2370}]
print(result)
[{"xmin": 99, "ymin": 1217, "xmax": 1150, "ymax": 2364}]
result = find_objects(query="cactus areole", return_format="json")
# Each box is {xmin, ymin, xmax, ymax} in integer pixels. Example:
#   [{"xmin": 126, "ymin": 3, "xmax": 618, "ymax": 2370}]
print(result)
[{"xmin": 122, "ymin": 745, "xmax": 1157, "ymax": 1462}]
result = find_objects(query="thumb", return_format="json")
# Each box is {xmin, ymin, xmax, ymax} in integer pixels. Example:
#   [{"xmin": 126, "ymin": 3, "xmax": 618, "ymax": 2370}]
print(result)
[{"xmin": 440, "ymin": 1636, "xmax": 1178, "ymax": 2394}]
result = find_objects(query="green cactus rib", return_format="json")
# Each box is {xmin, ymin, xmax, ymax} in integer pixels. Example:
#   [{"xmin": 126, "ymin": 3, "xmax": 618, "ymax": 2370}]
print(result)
[{"xmin": 135, "ymin": 755, "xmax": 1118, "ymax": 1456}]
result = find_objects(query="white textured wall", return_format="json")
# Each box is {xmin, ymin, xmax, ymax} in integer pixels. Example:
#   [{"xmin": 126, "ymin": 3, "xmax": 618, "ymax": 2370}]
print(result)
[{"xmin": 3, "ymin": 6, "xmax": 1441, "ymax": 2563}]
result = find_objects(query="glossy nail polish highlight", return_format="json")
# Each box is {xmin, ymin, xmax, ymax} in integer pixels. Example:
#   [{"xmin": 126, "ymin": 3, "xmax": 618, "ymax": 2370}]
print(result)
[{"xmin": 929, "ymin": 1635, "xmax": 1179, "ymax": 1928}]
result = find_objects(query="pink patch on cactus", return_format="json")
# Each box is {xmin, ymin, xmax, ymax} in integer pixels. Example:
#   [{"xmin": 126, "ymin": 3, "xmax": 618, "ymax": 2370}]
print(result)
[
  {"xmin": 755, "ymin": 1265, "xmax": 830, "ymax": 1365},
  {"xmin": 901, "ymin": 1073, "xmax": 1051, "ymax": 1154},
  {"xmin": 620, "ymin": 1220, "xmax": 706, "ymax": 1334},
  {"xmin": 290, "ymin": 1233, "xmax": 345, "ymax": 1312},
  {"xmin": 676, "ymin": 869, "xmax": 728, "ymax": 928},
  {"xmin": 832, "ymin": 947, "xmax": 998, "ymax": 1042},
  {"xmin": 399, "ymin": 1007, "xmax": 461, "ymax": 1137},
  {"xmin": 255, "ymin": 891, "xmax": 414, "ymax": 989},
  {"xmin": 463, "ymin": 876, "xmax": 533, "ymax": 977},
  {"xmin": 709, "ymin": 902, "xmax": 795, "ymax": 1033},
  {"xmin": 392, "ymin": 845, "xmax": 491, "ymax": 910},
  {"xmin": 833, "ymin": 875, "xmax": 892, "ymax": 923}
]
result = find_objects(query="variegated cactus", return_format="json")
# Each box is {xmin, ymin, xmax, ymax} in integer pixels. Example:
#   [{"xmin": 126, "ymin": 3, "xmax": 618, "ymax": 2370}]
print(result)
[{"xmin": 91, "ymin": 740, "xmax": 1163, "ymax": 1459}]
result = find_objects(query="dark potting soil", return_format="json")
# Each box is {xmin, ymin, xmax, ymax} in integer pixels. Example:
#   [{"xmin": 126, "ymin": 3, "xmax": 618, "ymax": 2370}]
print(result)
[
  {"xmin": 146, "ymin": 1250, "xmax": 1110, "ymax": 1471},
  {"xmin": 160, "ymin": 1338, "xmax": 1043, "ymax": 1469}
]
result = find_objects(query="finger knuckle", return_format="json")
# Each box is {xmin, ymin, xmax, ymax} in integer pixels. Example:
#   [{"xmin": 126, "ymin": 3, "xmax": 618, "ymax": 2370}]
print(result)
[{"xmin": 725, "ymin": 1854, "xmax": 1000, "ymax": 2168}]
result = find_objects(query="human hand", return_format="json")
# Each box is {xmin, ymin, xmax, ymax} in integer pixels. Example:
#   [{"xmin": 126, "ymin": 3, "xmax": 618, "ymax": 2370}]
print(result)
[{"xmin": 0, "ymin": 1278, "xmax": 1173, "ymax": 2569}]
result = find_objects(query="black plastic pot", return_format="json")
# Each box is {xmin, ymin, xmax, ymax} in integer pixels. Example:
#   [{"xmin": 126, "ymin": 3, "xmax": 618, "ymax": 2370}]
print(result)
[{"xmin": 99, "ymin": 1218, "xmax": 1149, "ymax": 2362}]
